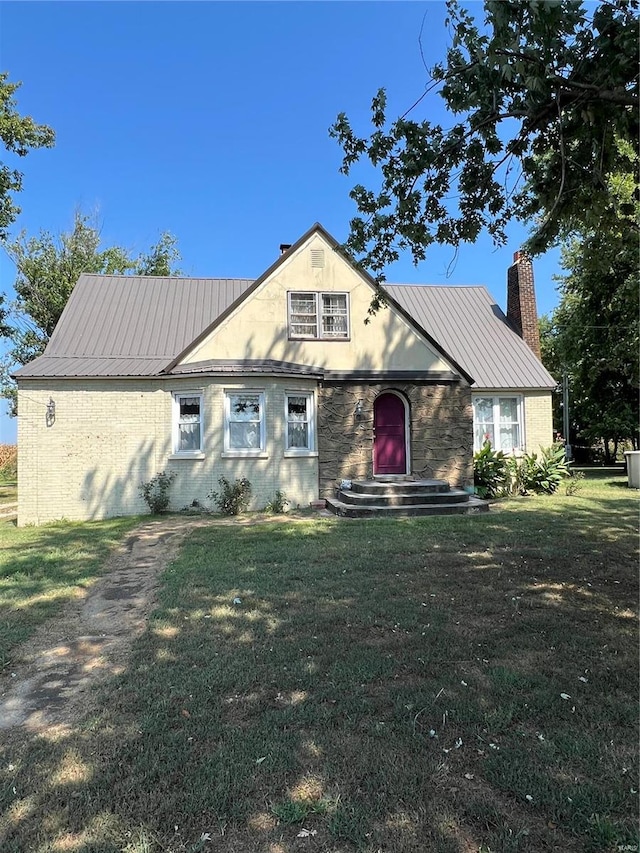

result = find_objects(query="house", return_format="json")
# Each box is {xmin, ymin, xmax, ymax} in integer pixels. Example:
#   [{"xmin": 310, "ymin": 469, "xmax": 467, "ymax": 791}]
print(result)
[{"xmin": 15, "ymin": 223, "xmax": 555, "ymax": 525}]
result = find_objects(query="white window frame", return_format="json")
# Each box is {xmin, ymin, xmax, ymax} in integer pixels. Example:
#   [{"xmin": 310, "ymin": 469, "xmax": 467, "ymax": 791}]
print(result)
[
  {"xmin": 288, "ymin": 291, "xmax": 349, "ymax": 340},
  {"xmin": 172, "ymin": 391, "xmax": 204, "ymax": 456},
  {"xmin": 224, "ymin": 389, "xmax": 266, "ymax": 455},
  {"xmin": 284, "ymin": 391, "xmax": 316, "ymax": 455},
  {"xmin": 473, "ymin": 395, "xmax": 524, "ymax": 453}
]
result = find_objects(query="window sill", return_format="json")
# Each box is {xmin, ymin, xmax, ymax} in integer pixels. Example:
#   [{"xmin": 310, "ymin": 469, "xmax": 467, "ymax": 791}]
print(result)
[
  {"xmin": 284, "ymin": 450, "xmax": 318, "ymax": 458},
  {"xmin": 288, "ymin": 336, "xmax": 351, "ymax": 343},
  {"xmin": 221, "ymin": 451, "xmax": 269, "ymax": 459},
  {"xmin": 169, "ymin": 452, "xmax": 205, "ymax": 461}
]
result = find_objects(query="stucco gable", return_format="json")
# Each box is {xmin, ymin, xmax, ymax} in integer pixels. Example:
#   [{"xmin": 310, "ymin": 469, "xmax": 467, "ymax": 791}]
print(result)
[{"xmin": 174, "ymin": 226, "xmax": 466, "ymax": 378}]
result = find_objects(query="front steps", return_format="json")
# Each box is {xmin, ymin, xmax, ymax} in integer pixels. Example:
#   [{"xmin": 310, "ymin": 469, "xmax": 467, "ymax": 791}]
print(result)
[{"xmin": 325, "ymin": 478, "xmax": 489, "ymax": 518}]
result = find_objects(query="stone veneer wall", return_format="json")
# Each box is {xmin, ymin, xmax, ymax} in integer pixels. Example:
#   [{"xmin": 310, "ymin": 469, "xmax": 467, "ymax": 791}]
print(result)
[{"xmin": 317, "ymin": 382, "xmax": 472, "ymax": 498}]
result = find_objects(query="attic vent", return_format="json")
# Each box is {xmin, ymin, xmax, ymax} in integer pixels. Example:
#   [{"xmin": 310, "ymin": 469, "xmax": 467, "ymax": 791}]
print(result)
[{"xmin": 310, "ymin": 249, "xmax": 325, "ymax": 268}]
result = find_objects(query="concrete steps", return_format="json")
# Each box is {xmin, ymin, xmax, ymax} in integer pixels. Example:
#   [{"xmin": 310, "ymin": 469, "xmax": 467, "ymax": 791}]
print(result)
[{"xmin": 325, "ymin": 478, "xmax": 489, "ymax": 519}]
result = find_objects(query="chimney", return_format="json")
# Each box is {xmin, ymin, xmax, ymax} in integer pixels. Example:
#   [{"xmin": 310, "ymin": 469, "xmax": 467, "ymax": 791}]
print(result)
[{"xmin": 507, "ymin": 251, "xmax": 541, "ymax": 358}]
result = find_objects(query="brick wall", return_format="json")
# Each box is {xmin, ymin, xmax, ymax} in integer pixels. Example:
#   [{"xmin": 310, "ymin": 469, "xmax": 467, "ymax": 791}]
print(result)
[
  {"xmin": 507, "ymin": 253, "xmax": 542, "ymax": 359},
  {"xmin": 524, "ymin": 392, "xmax": 553, "ymax": 453},
  {"xmin": 17, "ymin": 378, "xmax": 319, "ymax": 525}
]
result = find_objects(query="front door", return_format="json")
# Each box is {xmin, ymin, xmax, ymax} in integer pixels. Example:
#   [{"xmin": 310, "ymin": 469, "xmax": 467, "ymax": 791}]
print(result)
[{"xmin": 373, "ymin": 393, "xmax": 407, "ymax": 475}]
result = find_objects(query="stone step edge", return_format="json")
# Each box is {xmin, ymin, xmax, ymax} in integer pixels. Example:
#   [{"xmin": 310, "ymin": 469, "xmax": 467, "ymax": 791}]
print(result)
[
  {"xmin": 326, "ymin": 497, "xmax": 489, "ymax": 517},
  {"xmin": 337, "ymin": 490, "xmax": 470, "ymax": 506}
]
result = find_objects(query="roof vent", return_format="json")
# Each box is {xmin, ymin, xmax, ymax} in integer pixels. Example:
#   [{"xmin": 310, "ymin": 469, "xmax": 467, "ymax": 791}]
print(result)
[
  {"xmin": 280, "ymin": 243, "xmax": 292, "ymax": 255},
  {"xmin": 310, "ymin": 248, "xmax": 325, "ymax": 268}
]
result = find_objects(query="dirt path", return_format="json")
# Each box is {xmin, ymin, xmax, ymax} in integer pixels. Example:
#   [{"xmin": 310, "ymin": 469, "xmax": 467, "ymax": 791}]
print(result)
[{"xmin": 0, "ymin": 515, "xmax": 211, "ymax": 734}]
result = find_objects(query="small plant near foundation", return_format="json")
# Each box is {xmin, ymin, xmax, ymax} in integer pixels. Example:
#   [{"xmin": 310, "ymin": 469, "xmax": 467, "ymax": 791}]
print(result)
[
  {"xmin": 473, "ymin": 440, "xmax": 508, "ymax": 498},
  {"xmin": 264, "ymin": 490, "xmax": 289, "ymax": 514},
  {"xmin": 209, "ymin": 476, "xmax": 252, "ymax": 515},
  {"xmin": 139, "ymin": 471, "xmax": 175, "ymax": 514},
  {"xmin": 565, "ymin": 469, "xmax": 585, "ymax": 496}
]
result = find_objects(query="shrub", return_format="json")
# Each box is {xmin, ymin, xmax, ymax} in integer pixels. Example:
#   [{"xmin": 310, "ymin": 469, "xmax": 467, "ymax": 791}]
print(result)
[
  {"xmin": 473, "ymin": 440, "xmax": 509, "ymax": 498},
  {"xmin": 474, "ymin": 441, "xmax": 571, "ymax": 498},
  {"xmin": 139, "ymin": 471, "xmax": 175, "ymax": 514},
  {"xmin": 565, "ymin": 469, "xmax": 585, "ymax": 496},
  {"xmin": 264, "ymin": 490, "xmax": 289, "ymax": 513},
  {"xmin": 209, "ymin": 476, "xmax": 252, "ymax": 516},
  {"xmin": 518, "ymin": 443, "xmax": 571, "ymax": 495}
]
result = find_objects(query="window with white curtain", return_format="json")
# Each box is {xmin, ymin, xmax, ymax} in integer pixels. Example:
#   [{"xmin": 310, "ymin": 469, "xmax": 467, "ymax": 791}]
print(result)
[
  {"xmin": 473, "ymin": 396, "xmax": 523, "ymax": 452},
  {"xmin": 224, "ymin": 391, "xmax": 265, "ymax": 452},
  {"xmin": 288, "ymin": 292, "xmax": 349, "ymax": 339},
  {"xmin": 285, "ymin": 392, "xmax": 315, "ymax": 452},
  {"xmin": 173, "ymin": 392, "xmax": 204, "ymax": 454}
]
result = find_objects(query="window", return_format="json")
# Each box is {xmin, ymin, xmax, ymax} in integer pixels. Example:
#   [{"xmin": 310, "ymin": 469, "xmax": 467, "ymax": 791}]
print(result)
[
  {"xmin": 173, "ymin": 392, "xmax": 203, "ymax": 454},
  {"xmin": 225, "ymin": 391, "xmax": 265, "ymax": 452},
  {"xmin": 288, "ymin": 292, "xmax": 349, "ymax": 339},
  {"xmin": 285, "ymin": 392, "xmax": 315, "ymax": 452},
  {"xmin": 473, "ymin": 396, "xmax": 523, "ymax": 453}
]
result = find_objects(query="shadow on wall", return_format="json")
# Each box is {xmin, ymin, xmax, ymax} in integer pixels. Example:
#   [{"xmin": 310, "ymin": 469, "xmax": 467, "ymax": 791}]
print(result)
[
  {"xmin": 81, "ymin": 437, "xmax": 160, "ymax": 520},
  {"xmin": 75, "ymin": 291, "xmax": 473, "ymax": 516}
]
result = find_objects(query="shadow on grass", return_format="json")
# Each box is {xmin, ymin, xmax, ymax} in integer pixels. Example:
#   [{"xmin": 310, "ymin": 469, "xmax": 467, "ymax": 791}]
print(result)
[
  {"xmin": 1, "ymin": 488, "xmax": 638, "ymax": 853},
  {"xmin": 0, "ymin": 517, "xmax": 142, "ymax": 666}
]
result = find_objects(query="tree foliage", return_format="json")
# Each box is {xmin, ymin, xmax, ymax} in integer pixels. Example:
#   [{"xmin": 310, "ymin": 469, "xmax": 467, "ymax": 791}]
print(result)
[
  {"xmin": 331, "ymin": 0, "xmax": 639, "ymax": 281},
  {"xmin": 1, "ymin": 213, "xmax": 181, "ymax": 413},
  {"xmin": 540, "ymin": 141, "xmax": 639, "ymax": 460},
  {"xmin": 0, "ymin": 73, "xmax": 55, "ymax": 242}
]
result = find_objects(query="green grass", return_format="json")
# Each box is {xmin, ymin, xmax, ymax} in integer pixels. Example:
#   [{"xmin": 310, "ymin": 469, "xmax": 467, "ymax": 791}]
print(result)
[
  {"xmin": 0, "ymin": 483, "xmax": 17, "ymax": 506},
  {"xmin": 0, "ymin": 476, "xmax": 638, "ymax": 852},
  {"xmin": 0, "ymin": 515, "xmax": 142, "ymax": 670}
]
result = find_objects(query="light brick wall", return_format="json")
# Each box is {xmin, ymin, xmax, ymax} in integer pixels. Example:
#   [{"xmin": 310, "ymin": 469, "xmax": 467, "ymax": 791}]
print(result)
[
  {"xmin": 523, "ymin": 391, "xmax": 553, "ymax": 453},
  {"xmin": 17, "ymin": 378, "xmax": 319, "ymax": 525}
]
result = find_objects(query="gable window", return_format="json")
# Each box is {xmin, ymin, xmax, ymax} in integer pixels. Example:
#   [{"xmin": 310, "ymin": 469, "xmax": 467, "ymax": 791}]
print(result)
[
  {"xmin": 285, "ymin": 392, "xmax": 315, "ymax": 453},
  {"xmin": 473, "ymin": 396, "xmax": 523, "ymax": 453},
  {"xmin": 173, "ymin": 392, "xmax": 204, "ymax": 454},
  {"xmin": 225, "ymin": 391, "xmax": 265, "ymax": 452},
  {"xmin": 288, "ymin": 292, "xmax": 349, "ymax": 339}
]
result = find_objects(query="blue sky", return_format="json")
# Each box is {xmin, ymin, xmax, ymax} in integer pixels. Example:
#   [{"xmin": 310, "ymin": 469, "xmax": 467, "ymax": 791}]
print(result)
[{"xmin": 0, "ymin": 1, "xmax": 563, "ymax": 443}]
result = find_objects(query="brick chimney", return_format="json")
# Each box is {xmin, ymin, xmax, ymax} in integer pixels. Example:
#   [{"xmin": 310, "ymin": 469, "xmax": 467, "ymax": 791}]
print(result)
[{"xmin": 507, "ymin": 251, "xmax": 541, "ymax": 358}]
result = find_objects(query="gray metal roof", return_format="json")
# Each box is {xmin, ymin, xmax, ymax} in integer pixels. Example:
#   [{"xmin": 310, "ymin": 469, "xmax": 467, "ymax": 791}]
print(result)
[
  {"xmin": 385, "ymin": 285, "xmax": 556, "ymax": 390},
  {"xmin": 15, "ymin": 254, "xmax": 555, "ymax": 391},
  {"xmin": 15, "ymin": 274, "xmax": 254, "ymax": 377},
  {"xmin": 170, "ymin": 359, "xmax": 325, "ymax": 378}
]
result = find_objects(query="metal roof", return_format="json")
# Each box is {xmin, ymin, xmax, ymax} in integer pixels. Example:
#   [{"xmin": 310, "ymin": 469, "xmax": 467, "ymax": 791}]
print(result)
[
  {"xmin": 15, "ymin": 244, "xmax": 555, "ymax": 391},
  {"xmin": 15, "ymin": 274, "xmax": 254, "ymax": 377},
  {"xmin": 385, "ymin": 284, "xmax": 556, "ymax": 390}
]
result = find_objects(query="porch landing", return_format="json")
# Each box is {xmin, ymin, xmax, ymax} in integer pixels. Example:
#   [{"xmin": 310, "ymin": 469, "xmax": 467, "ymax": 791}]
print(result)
[{"xmin": 325, "ymin": 478, "xmax": 489, "ymax": 518}]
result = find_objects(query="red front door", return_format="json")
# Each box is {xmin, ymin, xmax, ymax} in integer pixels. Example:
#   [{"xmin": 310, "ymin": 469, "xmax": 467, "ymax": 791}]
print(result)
[{"xmin": 373, "ymin": 393, "xmax": 407, "ymax": 475}]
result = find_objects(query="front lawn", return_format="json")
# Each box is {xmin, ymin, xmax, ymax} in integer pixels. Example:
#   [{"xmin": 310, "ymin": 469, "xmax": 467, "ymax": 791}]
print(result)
[
  {"xmin": 0, "ymin": 516, "xmax": 142, "ymax": 671},
  {"xmin": 1, "ymin": 477, "xmax": 638, "ymax": 852},
  {"xmin": 0, "ymin": 483, "xmax": 17, "ymax": 506}
]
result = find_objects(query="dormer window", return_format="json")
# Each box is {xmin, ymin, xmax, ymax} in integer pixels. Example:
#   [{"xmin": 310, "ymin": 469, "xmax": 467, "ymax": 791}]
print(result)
[{"xmin": 288, "ymin": 292, "xmax": 349, "ymax": 340}]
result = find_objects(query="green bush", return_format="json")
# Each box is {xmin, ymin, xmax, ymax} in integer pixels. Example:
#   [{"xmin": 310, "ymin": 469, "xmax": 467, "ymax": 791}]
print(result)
[
  {"xmin": 138, "ymin": 471, "xmax": 175, "ymax": 514},
  {"xmin": 264, "ymin": 490, "xmax": 289, "ymax": 513},
  {"xmin": 474, "ymin": 441, "xmax": 570, "ymax": 498},
  {"xmin": 209, "ymin": 476, "xmax": 252, "ymax": 516},
  {"xmin": 565, "ymin": 470, "xmax": 585, "ymax": 496},
  {"xmin": 473, "ymin": 441, "xmax": 578, "ymax": 498},
  {"xmin": 518, "ymin": 443, "xmax": 571, "ymax": 494},
  {"xmin": 473, "ymin": 440, "xmax": 509, "ymax": 498}
]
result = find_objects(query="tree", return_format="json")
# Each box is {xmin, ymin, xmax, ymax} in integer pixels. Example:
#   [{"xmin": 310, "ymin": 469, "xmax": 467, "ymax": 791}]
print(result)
[
  {"xmin": 330, "ymin": 0, "xmax": 639, "ymax": 287},
  {"xmin": 1, "ymin": 212, "xmax": 182, "ymax": 413},
  {"xmin": 0, "ymin": 73, "xmax": 55, "ymax": 242},
  {"xmin": 540, "ymin": 141, "xmax": 639, "ymax": 461}
]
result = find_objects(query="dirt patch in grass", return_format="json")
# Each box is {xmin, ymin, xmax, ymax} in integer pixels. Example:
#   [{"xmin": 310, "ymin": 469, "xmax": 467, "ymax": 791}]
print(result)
[{"xmin": 0, "ymin": 516, "xmax": 209, "ymax": 733}]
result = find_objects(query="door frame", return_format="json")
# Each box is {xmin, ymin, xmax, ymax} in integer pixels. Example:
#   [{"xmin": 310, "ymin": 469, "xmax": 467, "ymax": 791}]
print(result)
[{"xmin": 373, "ymin": 390, "xmax": 411, "ymax": 476}]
